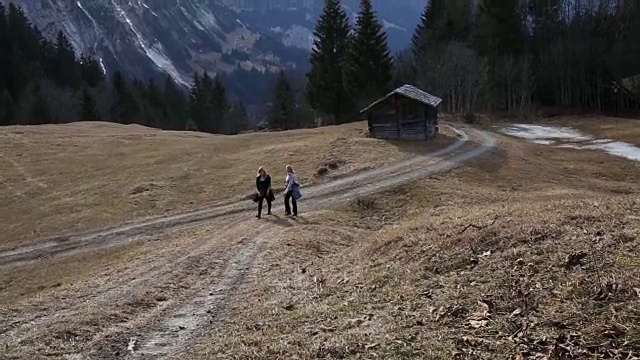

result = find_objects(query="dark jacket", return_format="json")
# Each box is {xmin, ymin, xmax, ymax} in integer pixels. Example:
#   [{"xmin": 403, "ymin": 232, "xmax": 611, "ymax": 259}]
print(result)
[{"xmin": 256, "ymin": 175, "xmax": 272, "ymax": 197}]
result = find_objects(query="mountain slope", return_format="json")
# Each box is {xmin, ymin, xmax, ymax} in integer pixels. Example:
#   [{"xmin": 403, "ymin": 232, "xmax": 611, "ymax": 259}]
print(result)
[{"xmin": 2, "ymin": 0, "xmax": 425, "ymax": 103}]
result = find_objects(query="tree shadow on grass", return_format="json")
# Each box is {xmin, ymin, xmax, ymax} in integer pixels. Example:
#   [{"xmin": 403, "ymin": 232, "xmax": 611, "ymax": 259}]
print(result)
[{"xmin": 464, "ymin": 145, "xmax": 508, "ymax": 174}]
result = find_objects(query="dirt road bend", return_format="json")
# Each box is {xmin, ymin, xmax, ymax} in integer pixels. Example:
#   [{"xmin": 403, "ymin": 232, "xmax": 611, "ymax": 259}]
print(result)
[
  {"xmin": 0, "ymin": 125, "xmax": 495, "ymax": 359},
  {"xmin": 0, "ymin": 124, "xmax": 492, "ymax": 269}
]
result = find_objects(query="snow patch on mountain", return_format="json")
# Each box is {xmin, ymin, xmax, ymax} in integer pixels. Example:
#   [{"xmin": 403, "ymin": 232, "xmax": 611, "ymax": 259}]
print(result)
[
  {"xmin": 282, "ymin": 25, "xmax": 313, "ymax": 50},
  {"xmin": 383, "ymin": 20, "xmax": 407, "ymax": 31},
  {"xmin": 76, "ymin": 1, "xmax": 106, "ymax": 74},
  {"xmin": 110, "ymin": 0, "xmax": 189, "ymax": 86}
]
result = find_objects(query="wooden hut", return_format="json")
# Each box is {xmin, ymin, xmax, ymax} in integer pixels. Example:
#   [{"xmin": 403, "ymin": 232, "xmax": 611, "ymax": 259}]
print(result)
[{"xmin": 360, "ymin": 85, "xmax": 442, "ymax": 140}]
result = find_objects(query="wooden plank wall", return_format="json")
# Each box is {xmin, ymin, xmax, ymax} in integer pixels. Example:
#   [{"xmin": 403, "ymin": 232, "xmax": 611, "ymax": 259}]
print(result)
[
  {"xmin": 370, "ymin": 120, "xmax": 429, "ymax": 140},
  {"xmin": 367, "ymin": 98, "xmax": 438, "ymax": 141}
]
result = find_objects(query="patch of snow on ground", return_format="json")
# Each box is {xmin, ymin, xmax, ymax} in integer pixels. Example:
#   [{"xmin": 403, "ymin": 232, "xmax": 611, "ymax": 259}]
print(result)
[
  {"xmin": 499, "ymin": 124, "xmax": 592, "ymax": 141},
  {"xmin": 582, "ymin": 141, "xmax": 640, "ymax": 162},
  {"xmin": 532, "ymin": 139, "xmax": 555, "ymax": 145},
  {"xmin": 500, "ymin": 123, "xmax": 640, "ymax": 162}
]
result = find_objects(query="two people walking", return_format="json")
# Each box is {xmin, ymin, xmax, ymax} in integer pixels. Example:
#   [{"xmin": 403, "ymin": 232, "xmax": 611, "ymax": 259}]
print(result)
[{"xmin": 255, "ymin": 165, "xmax": 301, "ymax": 219}]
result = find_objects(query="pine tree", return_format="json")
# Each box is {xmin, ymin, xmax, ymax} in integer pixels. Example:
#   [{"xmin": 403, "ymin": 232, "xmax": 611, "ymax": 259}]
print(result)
[
  {"xmin": 0, "ymin": 89, "xmax": 15, "ymax": 125},
  {"xmin": 110, "ymin": 71, "xmax": 139, "ymax": 124},
  {"xmin": 53, "ymin": 30, "xmax": 82, "ymax": 89},
  {"xmin": 201, "ymin": 71, "xmax": 215, "ymax": 133},
  {"xmin": 306, "ymin": 0, "xmax": 352, "ymax": 124},
  {"xmin": 344, "ymin": 0, "xmax": 393, "ymax": 105},
  {"xmin": 411, "ymin": 0, "xmax": 446, "ymax": 60},
  {"xmin": 188, "ymin": 72, "xmax": 206, "ymax": 131},
  {"xmin": 80, "ymin": 86, "xmax": 98, "ymax": 120},
  {"xmin": 269, "ymin": 70, "xmax": 295, "ymax": 130},
  {"xmin": 475, "ymin": 0, "xmax": 525, "ymax": 57},
  {"xmin": 211, "ymin": 75, "xmax": 229, "ymax": 133},
  {"xmin": 164, "ymin": 75, "xmax": 188, "ymax": 130},
  {"xmin": 0, "ymin": 3, "xmax": 8, "ymax": 92},
  {"xmin": 79, "ymin": 54, "xmax": 105, "ymax": 87},
  {"xmin": 227, "ymin": 101, "xmax": 248, "ymax": 134},
  {"xmin": 411, "ymin": 0, "xmax": 471, "ymax": 57},
  {"xmin": 30, "ymin": 82, "xmax": 51, "ymax": 124},
  {"xmin": 143, "ymin": 78, "xmax": 164, "ymax": 128}
]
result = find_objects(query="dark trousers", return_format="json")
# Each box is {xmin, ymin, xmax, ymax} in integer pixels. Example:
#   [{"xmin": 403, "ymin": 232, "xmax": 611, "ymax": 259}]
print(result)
[
  {"xmin": 257, "ymin": 196, "xmax": 272, "ymax": 217},
  {"xmin": 284, "ymin": 191, "xmax": 297, "ymax": 216}
]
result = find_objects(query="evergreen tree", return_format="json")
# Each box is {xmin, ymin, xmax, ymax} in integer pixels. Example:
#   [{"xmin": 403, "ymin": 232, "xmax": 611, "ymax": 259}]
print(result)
[
  {"xmin": 164, "ymin": 75, "xmax": 188, "ymax": 130},
  {"xmin": 188, "ymin": 72, "xmax": 206, "ymax": 131},
  {"xmin": 80, "ymin": 86, "xmax": 98, "ymax": 120},
  {"xmin": 79, "ymin": 54, "xmax": 105, "ymax": 87},
  {"xmin": 411, "ymin": 0, "xmax": 471, "ymax": 58},
  {"xmin": 344, "ymin": 0, "xmax": 393, "ymax": 105},
  {"xmin": 30, "ymin": 82, "xmax": 51, "ymax": 124},
  {"xmin": 306, "ymin": 0, "xmax": 352, "ymax": 124},
  {"xmin": 412, "ymin": 0, "xmax": 445, "ymax": 56},
  {"xmin": 201, "ymin": 71, "xmax": 215, "ymax": 133},
  {"xmin": 53, "ymin": 31, "xmax": 82, "ymax": 89},
  {"xmin": 211, "ymin": 75, "xmax": 229, "ymax": 133},
  {"xmin": 227, "ymin": 101, "xmax": 248, "ymax": 134},
  {"xmin": 0, "ymin": 3, "xmax": 8, "ymax": 92},
  {"xmin": 110, "ymin": 71, "xmax": 139, "ymax": 124},
  {"xmin": 475, "ymin": 0, "xmax": 525, "ymax": 57},
  {"xmin": 143, "ymin": 78, "xmax": 165, "ymax": 128},
  {"xmin": 269, "ymin": 70, "xmax": 296, "ymax": 130},
  {"xmin": 0, "ymin": 89, "xmax": 15, "ymax": 125}
]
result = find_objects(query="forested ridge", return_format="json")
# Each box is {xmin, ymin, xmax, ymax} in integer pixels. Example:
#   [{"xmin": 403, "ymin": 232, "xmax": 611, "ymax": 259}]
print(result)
[
  {"xmin": 398, "ymin": 0, "xmax": 640, "ymax": 116},
  {"xmin": 306, "ymin": 0, "xmax": 640, "ymax": 123},
  {"xmin": 0, "ymin": 3, "xmax": 247, "ymax": 133},
  {"xmin": 1, "ymin": 0, "xmax": 639, "ymax": 132}
]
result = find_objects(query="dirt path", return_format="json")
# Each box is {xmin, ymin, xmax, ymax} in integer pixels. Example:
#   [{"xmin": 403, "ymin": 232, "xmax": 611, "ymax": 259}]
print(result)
[
  {"xmin": 0, "ymin": 125, "xmax": 496, "ymax": 359},
  {"xmin": 0, "ymin": 124, "xmax": 486, "ymax": 269}
]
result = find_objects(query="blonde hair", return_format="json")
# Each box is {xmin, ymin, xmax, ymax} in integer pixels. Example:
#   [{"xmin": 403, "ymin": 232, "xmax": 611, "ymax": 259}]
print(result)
[
  {"xmin": 257, "ymin": 166, "xmax": 268, "ymax": 176},
  {"xmin": 286, "ymin": 165, "xmax": 294, "ymax": 173}
]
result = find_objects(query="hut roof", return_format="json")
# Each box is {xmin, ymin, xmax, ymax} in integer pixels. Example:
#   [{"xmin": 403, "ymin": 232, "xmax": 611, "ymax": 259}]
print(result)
[{"xmin": 359, "ymin": 85, "xmax": 443, "ymax": 114}]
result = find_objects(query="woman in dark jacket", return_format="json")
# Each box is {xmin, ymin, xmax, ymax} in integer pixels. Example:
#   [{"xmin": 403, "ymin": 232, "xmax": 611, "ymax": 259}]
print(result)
[{"xmin": 256, "ymin": 166, "xmax": 273, "ymax": 219}]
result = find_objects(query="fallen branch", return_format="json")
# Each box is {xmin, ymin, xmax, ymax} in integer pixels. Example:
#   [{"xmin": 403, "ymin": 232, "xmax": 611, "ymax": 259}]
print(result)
[{"xmin": 458, "ymin": 215, "xmax": 499, "ymax": 234}]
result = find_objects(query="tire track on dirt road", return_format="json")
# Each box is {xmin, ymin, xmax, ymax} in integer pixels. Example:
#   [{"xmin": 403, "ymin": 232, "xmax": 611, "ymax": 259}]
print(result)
[
  {"xmin": 0, "ymin": 126, "xmax": 489, "ymax": 346},
  {"xmin": 0, "ymin": 213, "xmax": 259, "ymax": 357},
  {"xmin": 0, "ymin": 124, "xmax": 477, "ymax": 269},
  {"xmin": 90, "ymin": 127, "xmax": 496, "ymax": 359},
  {"xmin": 0, "ymin": 126, "xmax": 495, "ymax": 359}
]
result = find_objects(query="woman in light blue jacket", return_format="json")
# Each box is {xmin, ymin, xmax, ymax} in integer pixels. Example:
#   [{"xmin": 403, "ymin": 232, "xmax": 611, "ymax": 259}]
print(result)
[{"xmin": 283, "ymin": 164, "xmax": 298, "ymax": 216}]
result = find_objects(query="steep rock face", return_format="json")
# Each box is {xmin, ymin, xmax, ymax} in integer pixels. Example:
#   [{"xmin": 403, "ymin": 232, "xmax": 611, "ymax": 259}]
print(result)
[{"xmin": 2, "ymin": 0, "xmax": 425, "ymax": 98}]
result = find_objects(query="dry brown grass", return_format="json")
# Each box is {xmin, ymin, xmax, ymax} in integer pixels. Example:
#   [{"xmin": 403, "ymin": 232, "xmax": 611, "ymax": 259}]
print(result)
[
  {"xmin": 0, "ymin": 121, "xmax": 453, "ymax": 250},
  {"xmin": 542, "ymin": 115, "xmax": 640, "ymax": 145},
  {"xmin": 0, "ymin": 241, "xmax": 146, "ymax": 305},
  {"xmin": 186, "ymin": 125, "xmax": 640, "ymax": 359}
]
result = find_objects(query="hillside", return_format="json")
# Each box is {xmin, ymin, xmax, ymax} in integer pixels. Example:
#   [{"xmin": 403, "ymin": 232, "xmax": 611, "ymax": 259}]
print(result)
[
  {"xmin": 0, "ymin": 121, "xmax": 453, "ymax": 251},
  {"xmin": 185, "ymin": 117, "xmax": 640, "ymax": 359},
  {"xmin": 1, "ymin": 116, "xmax": 639, "ymax": 359}
]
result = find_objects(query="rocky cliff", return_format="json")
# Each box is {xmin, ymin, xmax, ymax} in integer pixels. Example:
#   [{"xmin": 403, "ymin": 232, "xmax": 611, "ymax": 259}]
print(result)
[{"xmin": 2, "ymin": 0, "xmax": 425, "ymax": 99}]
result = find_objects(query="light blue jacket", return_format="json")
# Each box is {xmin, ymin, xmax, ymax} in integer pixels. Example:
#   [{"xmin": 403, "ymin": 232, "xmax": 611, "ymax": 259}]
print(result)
[{"xmin": 284, "ymin": 172, "xmax": 296, "ymax": 193}]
